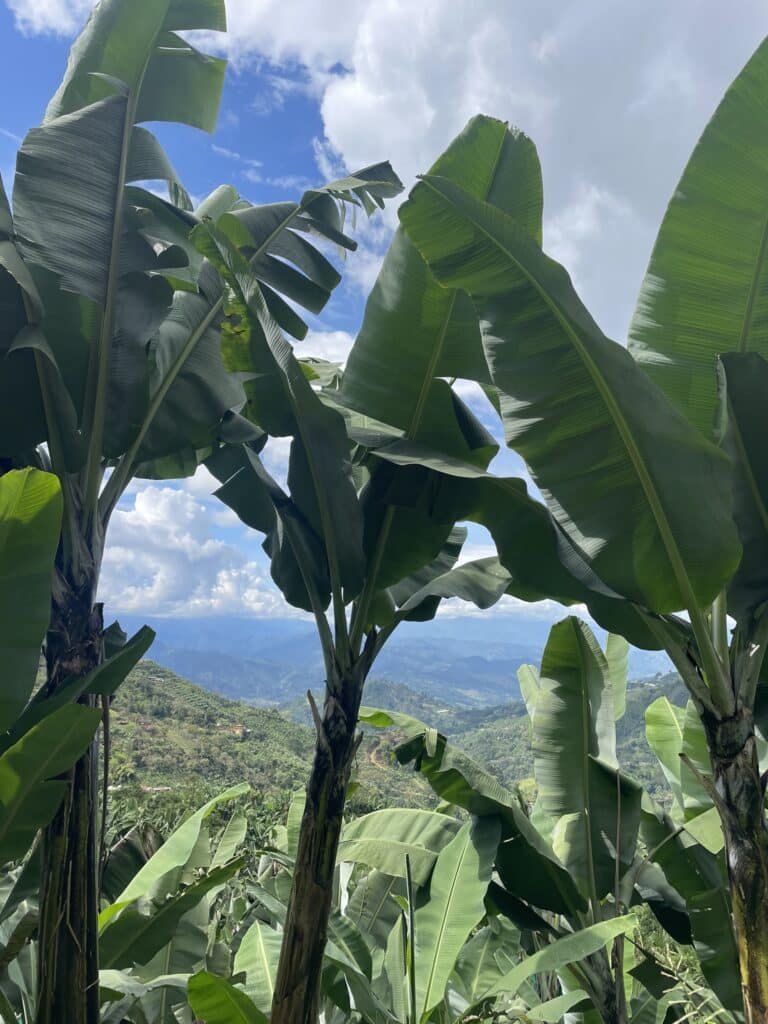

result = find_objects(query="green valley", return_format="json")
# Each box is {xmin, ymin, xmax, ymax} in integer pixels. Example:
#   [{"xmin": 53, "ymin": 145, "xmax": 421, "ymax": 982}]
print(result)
[{"xmin": 107, "ymin": 661, "xmax": 686, "ymax": 841}]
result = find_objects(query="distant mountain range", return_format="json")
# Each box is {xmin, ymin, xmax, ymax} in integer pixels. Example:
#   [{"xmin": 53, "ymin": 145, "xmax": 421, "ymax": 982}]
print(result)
[{"xmin": 114, "ymin": 613, "xmax": 673, "ymax": 708}]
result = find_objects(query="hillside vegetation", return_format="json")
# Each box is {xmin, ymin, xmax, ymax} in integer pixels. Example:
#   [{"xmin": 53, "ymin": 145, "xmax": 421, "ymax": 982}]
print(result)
[
  {"xmin": 107, "ymin": 662, "xmax": 435, "ymax": 834},
  {"xmin": 110, "ymin": 662, "xmax": 685, "ymax": 838}
]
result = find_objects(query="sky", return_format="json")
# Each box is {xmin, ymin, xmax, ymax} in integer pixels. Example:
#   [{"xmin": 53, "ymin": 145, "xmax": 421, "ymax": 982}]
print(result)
[{"xmin": 2, "ymin": 0, "xmax": 767, "ymax": 624}]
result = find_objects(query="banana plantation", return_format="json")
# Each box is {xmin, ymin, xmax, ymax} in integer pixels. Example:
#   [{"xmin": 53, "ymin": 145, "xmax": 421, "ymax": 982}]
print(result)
[{"xmin": 2, "ymin": 0, "xmax": 768, "ymax": 1022}]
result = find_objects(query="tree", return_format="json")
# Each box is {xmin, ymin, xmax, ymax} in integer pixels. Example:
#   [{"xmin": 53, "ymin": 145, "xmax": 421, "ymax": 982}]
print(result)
[
  {"xmin": 398, "ymin": 36, "xmax": 768, "ymax": 1024},
  {"xmin": 379, "ymin": 620, "xmax": 738, "ymax": 1023},
  {"xmin": 206, "ymin": 113, "xmax": 668, "ymax": 1023},
  {"xmin": 0, "ymin": 1, "xmax": 399, "ymax": 1018},
  {"xmin": 0, "ymin": 469, "xmax": 105, "ymax": 870}
]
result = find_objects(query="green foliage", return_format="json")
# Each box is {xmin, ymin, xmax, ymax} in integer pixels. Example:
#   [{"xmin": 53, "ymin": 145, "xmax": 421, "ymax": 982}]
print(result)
[
  {"xmin": 4, "ymin": 0, "xmax": 768, "ymax": 1015},
  {"xmin": 413, "ymin": 817, "xmax": 500, "ymax": 1020},
  {"xmin": 363, "ymin": 619, "xmax": 735, "ymax": 1024},
  {"xmin": 0, "ymin": 704, "xmax": 102, "ymax": 865},
  {"xmin": 105, "ymin": 661, "xmax": 433, "ymax": 837},
  {"xmin": 188, "ymin": 971, "xmax": 267, "ymax": 1024},
  {"xmin": 0, "ymin": 469, "xmax": 61, "ymax": 732},
  {"xmin": 0, "ymin": 0, "xmax": 401, "ymax": 1010},
  {"xmin": 629, "ymin": 37, "xmax": 768, "ymax": 438}
]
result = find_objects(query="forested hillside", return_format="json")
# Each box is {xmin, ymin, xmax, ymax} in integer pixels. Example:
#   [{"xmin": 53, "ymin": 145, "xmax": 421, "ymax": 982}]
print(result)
[
  {"xmin": 107, "ymin": 663, "xmax": 435, "ymax": 836},
  {"xmin": 109, "ymin": 661, "xmax": 686, "ymax": 835}
]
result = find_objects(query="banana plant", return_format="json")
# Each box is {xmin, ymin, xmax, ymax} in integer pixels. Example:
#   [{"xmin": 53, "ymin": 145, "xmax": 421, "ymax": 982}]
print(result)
[
  {"xmin": 183, "ymin": 792, "xmax": 636, "ymax": 1024},
  {"xmin": 396, "ymin": 36, "xmax": 768, "ymax": 1022},
  {"xmin": 0, "ymin": 468, "xmax": 159, "ymax": 1021},
  {"xmin": 206, "ymin": 109, "xmax": 684, "ymax": 1024},
  {"xmin": 0, "ymin": 468, "xmax": 103, "ymax": 862},
  {"xmin": 0, "ymin": 0, "xmax": 400, "ymax": 1017},
  {"xmin": 363, "ymin": 618, "xmax": 734, "ymax": 1024},
  {"xmin": 97, "ymin": 784, "xmax": 250, "ymax": 1024}
]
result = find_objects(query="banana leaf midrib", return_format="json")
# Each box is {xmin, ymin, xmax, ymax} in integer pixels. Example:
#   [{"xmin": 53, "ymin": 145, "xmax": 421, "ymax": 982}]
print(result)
[
  {"xmin": 738, "ymin": 208, "xmax": 768, "ymax": 353},
  {"xmin": 353, "ymin": 130, "xmax": 511, "ymax": 644},
  {"xmin": 419, "ymin": 833, "xmax": 472, "ymax": 1014},
  {"xmin": 419, "ymin": 175, "xmax": 701, "ymax": 618},
  {"xmin": 727, "ymin": 396, "xmax": 768, "ymax": 539}
]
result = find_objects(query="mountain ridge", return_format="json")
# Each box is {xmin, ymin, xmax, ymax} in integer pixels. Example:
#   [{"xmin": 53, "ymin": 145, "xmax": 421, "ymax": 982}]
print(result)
[{"xmin": 113, "ymin": 613, "xmax": 672, "ymax": 707}]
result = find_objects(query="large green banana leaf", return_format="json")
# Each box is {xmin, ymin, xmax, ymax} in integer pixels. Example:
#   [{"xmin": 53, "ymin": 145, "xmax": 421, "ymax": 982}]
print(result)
[
  {"xmin": 368, "ymin": 440, "xmax": 664, "ymax": 648},
  {"xmin": 451, "ymin": 917, "xmax": 521, "ymax": 1010},
  {"xmin": 233, "ymin": 919, "xmax": 282, "ymax": 1013},
  {"xmin": 346, "ymin": 870, "xmax": 405, "ymax": 966},
  {"xmin": 0, "ymin": 177, "xmax": 49, "ymax": 455},
  {"xmin": 477, "ymin": 916, "xmax": 635, "ymax": 1005},
  {"xmin": 44, "ymin": 0, "xmax": 226, "ymax": 128},
  {"xmin": 98, "ymin": 972, "xmax": 189, "ymax": 1021},
  {"xmin": 644, "ymin": 698, "xmax": 687, "ymax": 811},
  {"xmin": 342, "ymin": 115, "xmax": 542, "ymax": 432},
  {"xmin": 133, "ymin": 260, "xmax": 244, "ymax": 463},
  {"xmin": 0, "ymin": 703, "xmax": 102, "ymax": 864},
  {"xmin": 206, "ymin": 442, "xmax": 331, "ymax": 613},
  {"xmin": 211, "ymin": 809, "xmax": 248, "ymax": 869},
  {"xmin": 381, "ymin": 912, "xmax": 408, "ymax": 1023},
  {"xmin": 227, "ymin": 163, "xmax": 402, "ymax": 341},
  {"xmin": 327, "ymin": 911, "xmax": 374, "ymax": 981},
  {"xmin": 99, "ymin": 857, "xmax": 243, "ymax": 970},
  {"xmin": 605, "ymin": 634, "xmax": 629, "ymax": 722},
  {"xmin": 104, "ymin": 782, "xmax": 248, "ymax": 915},
  {"xmin": 11, "ymin": 0, "xmax": 231, "ymax": 474},
  {"xmin": 386, "ymin": 526, "xmax": 467, "ymax": 624},
  {"xmin": 717, "ymin": 353, "xmax": 768, "ymax": 619},
  {"xmin": 337, "ymin": 808, "xmax": 460, "ymax": 885},
  {"xmin": 0, "ymin": 625, "xmax": 154, "ymax": 755},
  {"xmin": 188, "ymin": 970, "xmax": 267, "ymax": 1024},
  {"xmin": 629, "ymin": 38, "xmax": 768, "ymax": 438},
  {"xmin": 532, "ymin": 618, "xmax": 642, "ymax": 901},
  {"xmin": 639, "ymin": 796, "xmax": 739, "ymax": 1011},
  {"xmin": 644, "ymin": 698, "xmax": 711, "ymax": 822},
  {"xmin": 194, "ymin": 221, "xmax": 365, "ymax": 601},
  {"xmin": 399, "ymin": 175, "xmax": 741, "ymax": 615},
  {"xmin": 337, "ymin": 116, "xmax": 538, "ymax": 628},
  {"xmin": 353, "ymin": 430, "xmax": 482, "ymax": 622},
  {"xmin": 0, "ymin": 469, "xmax": 61, "ymax": 733},
  {"xmin": 413, "ymin": 816, "xmax": 500, "ymax": 1022},
  {"xmin": 393, "ymin": 728, "xmax": 585, "ymax": 917}
]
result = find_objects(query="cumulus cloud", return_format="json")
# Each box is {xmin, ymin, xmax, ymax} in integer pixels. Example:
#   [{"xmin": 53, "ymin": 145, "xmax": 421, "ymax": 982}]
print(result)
[
  {"xmin": 99, "ymin": 484, "xmax": 291, "ymax": 618},
  {"xmin": 301, "ymin": 329, "xmax": 355, "ymax": 364},
  {"xmin": 6, "ymin": 0, "xmax": 91, "ymax": 35},
  {"xmin": 15, "ymin": 0, "xmax": 767, "ymax": 337},
  {"xmin": 215, "ymin": 0, "xmax": 765, "ymax": 339}
]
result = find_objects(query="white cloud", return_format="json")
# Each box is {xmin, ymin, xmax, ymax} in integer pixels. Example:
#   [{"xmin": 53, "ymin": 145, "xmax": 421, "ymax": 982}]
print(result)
[
  {"xmin": 242, "ymin": 168, "xmax": 313, "ymax": 190},
  {"xmin": 437, "ymin": 592, "xmax": 586, "ymax": 621},
  {"xmin": 99, "ymin": 484, "xmax": 292, "ymax": 618},
  {"xmin": 250, "ymin": 67, "xmax": 319, "ymax": 114},
  {"xmin": 545, "ymin": 185, "xmax": 629, "ymax": 273},
  {"xmin": 630, "ymin": 46, "xmax": 697, "ymax": 112},
  {"xmin": 6, "ymin": 0, "xmax": 90, "ymax": 35},
  {"xmin": 213, "ymin": 0, "xmax": 766, "ymax": 340},
  {"xmin": 200, "ymin": 0, "xmax": 362, "ymax": 70},
  {"xmin": 17, "ymin": 0, "xmax": 767, "ymax": 339},
  {"xmin": 301, "ymin": 329, "xmax": 354, "ymax": 365}
]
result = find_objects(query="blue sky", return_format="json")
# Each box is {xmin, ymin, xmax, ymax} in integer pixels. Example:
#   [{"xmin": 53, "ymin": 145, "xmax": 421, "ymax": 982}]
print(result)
[{"xmin": 2, "ymin": 0, "xmax": 768, "ymax": 622}]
